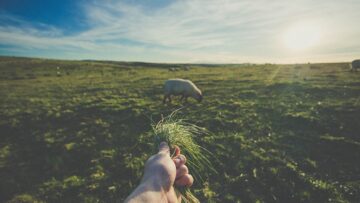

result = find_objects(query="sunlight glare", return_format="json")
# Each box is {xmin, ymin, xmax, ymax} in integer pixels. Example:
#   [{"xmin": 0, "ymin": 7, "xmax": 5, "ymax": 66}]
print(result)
[{"xmin": 283, "ymin": 23, "xmax": 321, "ymax": 51}]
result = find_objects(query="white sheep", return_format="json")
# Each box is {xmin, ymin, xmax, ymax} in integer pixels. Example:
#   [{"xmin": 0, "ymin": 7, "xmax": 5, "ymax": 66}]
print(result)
[
  {"xmin": 183, "ymin": 66, "xmax": 191, "ymax": 71},
  {"xmin": 163, "ymin": 79, "xmax": 203, "ymax": 103},
  {"xmin": 350, "ymin": 59, "xmax": 360, "ymax": 71}
]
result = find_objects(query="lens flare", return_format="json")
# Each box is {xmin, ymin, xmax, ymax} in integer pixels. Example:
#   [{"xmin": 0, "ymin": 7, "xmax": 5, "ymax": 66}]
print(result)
[{"xmin": 283, "ymin": 23, "xmax": 321, "ymax": 51}]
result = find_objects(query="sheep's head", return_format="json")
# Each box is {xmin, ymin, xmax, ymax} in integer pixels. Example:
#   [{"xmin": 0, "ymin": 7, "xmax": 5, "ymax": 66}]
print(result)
[{"xmin": 196, "ymin": 91, "xmax": 203, "ymax": 102}]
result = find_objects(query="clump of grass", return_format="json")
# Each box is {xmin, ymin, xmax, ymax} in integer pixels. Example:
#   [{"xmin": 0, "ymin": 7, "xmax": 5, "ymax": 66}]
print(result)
[{"xmin": 152, "ymin": 112, "xmax": 216, "ymax": 203}]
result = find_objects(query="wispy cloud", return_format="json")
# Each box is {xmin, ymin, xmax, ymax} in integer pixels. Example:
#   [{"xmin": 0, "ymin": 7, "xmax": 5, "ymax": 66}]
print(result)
[{"xmin": 0, "ymin": 0, "xmax": 359, "ymax": 63}]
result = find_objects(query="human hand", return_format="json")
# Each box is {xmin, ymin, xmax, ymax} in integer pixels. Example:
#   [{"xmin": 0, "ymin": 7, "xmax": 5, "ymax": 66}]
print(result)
[{"xmin": 125, "ymin": 142, "xmax": 194, "ymax": 203}]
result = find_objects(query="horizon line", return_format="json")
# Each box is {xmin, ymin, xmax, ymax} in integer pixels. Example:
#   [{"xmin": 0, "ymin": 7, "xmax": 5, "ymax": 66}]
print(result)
[{"xmin": 0, "ymin": 54, "xmax": 354, "ymax": 65}]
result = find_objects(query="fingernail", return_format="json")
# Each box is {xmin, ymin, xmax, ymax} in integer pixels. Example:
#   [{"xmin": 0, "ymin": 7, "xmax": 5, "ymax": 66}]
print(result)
[
  {"xmin": 159, "ymin": 142, "xmax": 169, "ymax": 149},
  {"xmin": 173, "ymin": 154, "xmax": 186, "ymax": 166},
  {"xmin": 158, "ymin": 142, "xmax": 170, "ymax": 154},
  {"xmin": 178, "ymin": 155, "xmax": 186, "ymax": 164},
  {"xmin": 174, "ymin": 158, "xmax": 180, "ymax": 165}
]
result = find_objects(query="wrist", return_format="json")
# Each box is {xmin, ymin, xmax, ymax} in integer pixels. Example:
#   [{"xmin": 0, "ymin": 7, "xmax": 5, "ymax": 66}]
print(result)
[
  {"xmin": 141, "ymin": 175, "xmax": 167, "ymax": 193},
  {"xmin": 125, "ymin": 176, "xmax": 167, "ymax": 203}
]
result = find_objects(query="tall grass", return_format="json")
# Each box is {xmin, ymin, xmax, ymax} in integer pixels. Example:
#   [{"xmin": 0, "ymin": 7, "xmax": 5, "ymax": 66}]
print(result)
[{"xmin": 152, "ymin": 112, "xmax": 216, "ymax": 203}]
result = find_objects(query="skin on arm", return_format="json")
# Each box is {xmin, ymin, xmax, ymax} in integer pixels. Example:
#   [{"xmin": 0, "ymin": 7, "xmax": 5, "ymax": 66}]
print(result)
[{"xmin": 124, "ymin": 142, "xmax": 194, "ymax": 203}]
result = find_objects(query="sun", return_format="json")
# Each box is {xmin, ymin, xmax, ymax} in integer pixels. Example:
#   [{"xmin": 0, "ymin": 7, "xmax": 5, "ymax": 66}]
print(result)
[{"xmin": 283, "ymin": 23, "xmax": 321, "ymax": 51}]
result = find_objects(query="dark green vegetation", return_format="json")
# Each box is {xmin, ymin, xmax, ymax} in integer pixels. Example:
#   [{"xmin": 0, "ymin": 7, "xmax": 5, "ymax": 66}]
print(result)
[{"xmin": 0, "ymin": 56, "xmax": 359, "ymax": 202}]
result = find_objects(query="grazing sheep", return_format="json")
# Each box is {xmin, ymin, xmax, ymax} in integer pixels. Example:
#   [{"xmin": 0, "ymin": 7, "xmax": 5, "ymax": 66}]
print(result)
[
  {"xmin": 350, "ymin": 59, "xmax": 360, "ymax": 71},
  {"xmin": 163, "ymin": 79, "xmax": 203, "ymax": 103},
  {"xmin": 183, "ymin": 66, "xmax": 191, "ymax": 71}
]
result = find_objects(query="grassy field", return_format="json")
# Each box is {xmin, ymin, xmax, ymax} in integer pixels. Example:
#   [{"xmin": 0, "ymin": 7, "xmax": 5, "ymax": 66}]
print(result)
[{"xmin": 0, "ymin": 56, "xmax": 359, "ymax": 202}]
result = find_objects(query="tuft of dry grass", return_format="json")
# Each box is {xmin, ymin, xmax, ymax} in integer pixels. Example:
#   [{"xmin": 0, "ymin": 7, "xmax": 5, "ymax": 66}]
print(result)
[{"xmin": 152, "ymin": 111, "xmax": 215, "ymax": 203}]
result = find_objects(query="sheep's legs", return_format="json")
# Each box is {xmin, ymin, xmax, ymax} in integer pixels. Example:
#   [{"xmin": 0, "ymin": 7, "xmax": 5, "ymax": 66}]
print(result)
[
  {"xmin": 163, "ymin": 95, "xmax": 169, "ymax": 104},
  {"xmin": 180, "ymin": 94, "xmax": 185, "ymax": 101}
]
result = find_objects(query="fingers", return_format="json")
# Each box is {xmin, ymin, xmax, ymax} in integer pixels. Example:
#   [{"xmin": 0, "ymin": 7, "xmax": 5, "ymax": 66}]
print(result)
[
  {"xmin": 158, "ymin": 142, "xmax": 170, "ymax": 155},
  {"xmin": 175, "ymin": 174, "xmax": 194, "ymax": 187},
  {"xmin": 173, "ymin": 154, "xmax": 186, "ymax": 168},
  {"xmin": 173, "ymin": 145, "xmax": 180, "ymax": 157},
  {"xmin": 170, "ymin": 147, "xmax": 193, "ymax": 187},
  {"xmin": 176, "ymin": 165, "xmax": 188, "ymax": 179}
]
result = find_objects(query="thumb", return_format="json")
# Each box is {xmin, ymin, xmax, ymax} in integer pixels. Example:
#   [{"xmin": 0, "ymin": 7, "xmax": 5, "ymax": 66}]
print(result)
[{"xmin": 158, "ymin": 142, "xmax": 170, "ymax": 155}]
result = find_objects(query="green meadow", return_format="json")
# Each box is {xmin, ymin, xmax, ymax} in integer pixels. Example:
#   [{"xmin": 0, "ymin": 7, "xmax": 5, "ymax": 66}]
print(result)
[{"xmin": 0, "ymin": 56, "xmax": 359, "ymax": 202}]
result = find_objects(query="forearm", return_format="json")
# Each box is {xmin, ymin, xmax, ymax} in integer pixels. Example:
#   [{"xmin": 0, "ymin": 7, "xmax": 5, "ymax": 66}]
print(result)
[{"xmin": 124, "ymin": 177, "xmax": 167, "ymax": 203}]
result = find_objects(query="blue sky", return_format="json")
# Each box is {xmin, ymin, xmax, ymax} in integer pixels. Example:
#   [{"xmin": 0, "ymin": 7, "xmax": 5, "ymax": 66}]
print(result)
[{"xmin": 0, "ymin": 0, "xmax": 359, "ymax": 63}]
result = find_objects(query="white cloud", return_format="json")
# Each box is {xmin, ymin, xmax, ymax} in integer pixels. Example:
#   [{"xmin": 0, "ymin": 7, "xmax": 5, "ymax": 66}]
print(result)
[{"xmin": 0, "ymin": 0, "xmax": 359, "ymax": 63}]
